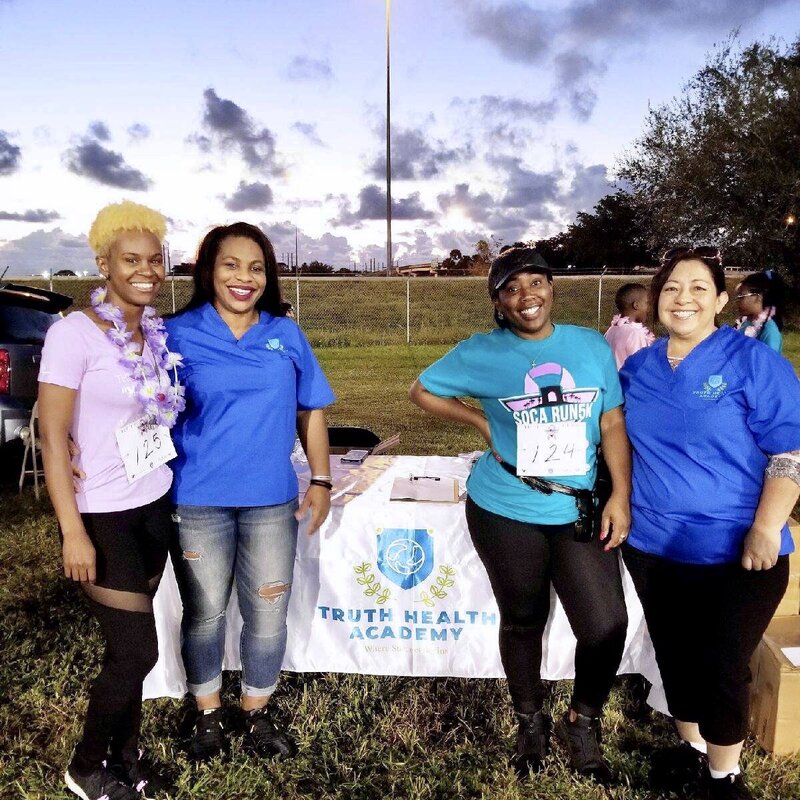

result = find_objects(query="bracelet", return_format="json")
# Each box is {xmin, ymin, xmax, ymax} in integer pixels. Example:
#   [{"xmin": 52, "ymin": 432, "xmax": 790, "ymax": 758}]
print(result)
[
  {"xmin": 311, "ymin": 474, "xmax": 333, "ymax": 481},
  {"xmin": 309, "ymin": 478, "xmax": 333, "ymax": 490}
]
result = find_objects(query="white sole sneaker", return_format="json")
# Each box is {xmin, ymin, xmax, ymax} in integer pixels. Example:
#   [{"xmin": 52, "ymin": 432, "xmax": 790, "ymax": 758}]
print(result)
[{"xmin": 64, "ymin": 770, "xmax": 91, "ymax": 800}]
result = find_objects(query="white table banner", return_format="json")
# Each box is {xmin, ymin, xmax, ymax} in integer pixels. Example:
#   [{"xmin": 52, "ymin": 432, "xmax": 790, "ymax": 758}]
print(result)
[{"xmin": 143, "ymin": 455, "xmax": 666, "ymax": 712}]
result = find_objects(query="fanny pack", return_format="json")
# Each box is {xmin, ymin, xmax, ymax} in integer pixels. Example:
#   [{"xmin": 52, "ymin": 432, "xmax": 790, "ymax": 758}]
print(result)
[{"xmin": 495, "ymin": 451, "xmax": 612, "ymax": 542}]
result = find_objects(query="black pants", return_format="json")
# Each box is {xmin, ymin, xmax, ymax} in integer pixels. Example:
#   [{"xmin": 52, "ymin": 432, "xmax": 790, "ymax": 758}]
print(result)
[
  {"xmin": 622, "ymin": 544, "xmax": 789, "ymax": 746},
  {"xmin": 466, "ymin": 497, "xmax": 628, "ymax": 717},
  {"xmin": 69, "ymin": 493, "xmax": 172, "ymax": 768}
]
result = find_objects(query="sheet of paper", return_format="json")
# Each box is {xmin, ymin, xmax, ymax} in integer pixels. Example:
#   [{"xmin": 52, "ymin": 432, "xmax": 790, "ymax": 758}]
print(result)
[
  {"xmin": 781, "ymin": 646, "xmax": 800, "ymax": 667},
  {"xmin": 390, "ymin": 476, "xmax": 459, "ymax": 503}
]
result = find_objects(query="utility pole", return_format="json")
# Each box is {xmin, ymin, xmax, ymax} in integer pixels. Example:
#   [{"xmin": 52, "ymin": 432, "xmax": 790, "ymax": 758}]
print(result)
[
  {"xmin": 385, "ymin": 0, "xmax": 392, "ymax": 278},
  {"xmin": 294, "ymin": 228, "xmax": 300, "ymax": 322}
]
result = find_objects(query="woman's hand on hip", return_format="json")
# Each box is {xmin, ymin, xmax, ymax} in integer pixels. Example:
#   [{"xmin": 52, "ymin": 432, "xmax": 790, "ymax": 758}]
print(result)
[
  {"xmin": 600, "ymin": 490, "xmax": 630, "ymax": 551},
  {"xmin": 741, "ymin": 525, "xmax": 781, "ymax": 570},
  {"xmin": 295, "ymin": 484, "xmax": 331, "ymax": 536},
  {"xmin": 62, "ymin": 528, "xmax": 96, "ymax": 583}
]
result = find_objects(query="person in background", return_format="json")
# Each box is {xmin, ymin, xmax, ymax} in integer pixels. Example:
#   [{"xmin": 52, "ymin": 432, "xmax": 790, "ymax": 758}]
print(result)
[
  {"xmin": 620, "ymin": 246, "xmax": 800, "ymax": 800},
  {"xmin": 165, "ymin": 222, "xmax": 334, "ymax": 762},
  {"xmin": 734, "ymin": 269, "xmax": 785, "ymax": 353},
  {"xmin": 39, "ymin": 201, "xmax": 180, "ymax": 800},
  {"xmin": 410, "ymin": 247, "xmax": 631, "ymax": 785},
  {"xmin": 604, "ymin": 283, "xmax": 655, "ymax": 369}
]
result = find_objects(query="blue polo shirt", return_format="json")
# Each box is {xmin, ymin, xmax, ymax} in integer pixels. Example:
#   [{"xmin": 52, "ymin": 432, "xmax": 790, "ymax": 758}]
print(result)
[
  {"xmin": 420, "ymin": 325, "xmax": 623, "ymax": 524},
  {"xmin": 621, "ymin": 326, "xmax": 800, "ymax": 564},
  {"xmin": 165, "ymin": 304, "xmax": 335, "ymax": 507}
]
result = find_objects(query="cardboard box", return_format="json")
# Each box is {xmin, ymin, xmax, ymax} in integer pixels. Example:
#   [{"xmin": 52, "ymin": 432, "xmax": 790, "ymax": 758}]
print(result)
[
  {"xmin": 749, "ymin": 616, "xmax": 800, "ymax": 754},
  {"xmin": 774, "ymin": 521, "xmax": 800, "ymax": 617}
]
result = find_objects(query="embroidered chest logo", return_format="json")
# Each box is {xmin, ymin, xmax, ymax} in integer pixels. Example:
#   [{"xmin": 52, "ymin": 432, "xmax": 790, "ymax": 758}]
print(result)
[
  {"xmin": 693, "ymin": 374, "xmax": 727, "ymax": 400},
  {"xmin": 265, "ymin": 338, "xmax": 285, "ymax": 352}
]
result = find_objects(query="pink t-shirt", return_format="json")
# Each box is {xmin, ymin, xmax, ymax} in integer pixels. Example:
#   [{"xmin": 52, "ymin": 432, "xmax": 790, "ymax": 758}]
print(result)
[
  {"xmin": 604, "ymin": 315, "xmax": 655, "ymax": 370},
  {"xmin": 38, "ymin": 311, "xmax": 172, "ymax": 513}
]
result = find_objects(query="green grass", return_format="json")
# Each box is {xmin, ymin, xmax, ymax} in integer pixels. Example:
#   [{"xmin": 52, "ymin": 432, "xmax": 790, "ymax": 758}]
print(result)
[
  {"xmin": 17, "ymin": 275, "xmax": 797, "ymax": 348},
  {"xmin": 2, "ymin": 336, "xmax": 800, "ymax": 799}
]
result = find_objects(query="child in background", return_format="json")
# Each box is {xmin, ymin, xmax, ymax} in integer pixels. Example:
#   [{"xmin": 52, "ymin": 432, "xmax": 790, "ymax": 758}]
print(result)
[
  {"xmin": 604, "ymin": 283, "xmax": 655, "ymax": 369},
  {"xmin": 734, "ymin": 270, "xmax": 784, "ymax": 353}
]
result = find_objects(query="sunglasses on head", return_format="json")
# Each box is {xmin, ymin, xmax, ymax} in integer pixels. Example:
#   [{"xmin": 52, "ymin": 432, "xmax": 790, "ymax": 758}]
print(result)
[{"xmin": 662, "ymin": 245, "xmax": 722, "ymax": 264}]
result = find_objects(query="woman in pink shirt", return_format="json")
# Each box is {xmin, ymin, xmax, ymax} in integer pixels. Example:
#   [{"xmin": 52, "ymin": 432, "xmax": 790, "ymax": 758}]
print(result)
[{"xmin": 39, "ymin": 201, "xmax": 182, "ymax": 800}]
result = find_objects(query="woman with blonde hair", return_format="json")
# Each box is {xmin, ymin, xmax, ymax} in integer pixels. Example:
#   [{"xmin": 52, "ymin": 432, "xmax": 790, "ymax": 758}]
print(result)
[{"xmin": 39, "ymin": 200, "xmax": 182, "ymax": 800}]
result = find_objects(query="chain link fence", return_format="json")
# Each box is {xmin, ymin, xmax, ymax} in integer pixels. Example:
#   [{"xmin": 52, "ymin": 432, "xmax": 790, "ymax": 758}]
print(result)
[{"xmin": 16, "ymin": 273, "xmax": 746, "ymax": 347}]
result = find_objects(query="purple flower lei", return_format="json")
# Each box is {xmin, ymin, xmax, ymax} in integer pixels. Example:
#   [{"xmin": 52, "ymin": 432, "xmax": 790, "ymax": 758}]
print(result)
[{"xmin": 91, "ymin": 285, "xmax": 185, "ymax": 428}]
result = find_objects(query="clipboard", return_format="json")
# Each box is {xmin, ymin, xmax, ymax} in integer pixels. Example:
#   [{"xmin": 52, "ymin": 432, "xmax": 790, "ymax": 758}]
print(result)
[{"xmin": 390, "ymin": 475, "xmax": 460, "ymax": 503}]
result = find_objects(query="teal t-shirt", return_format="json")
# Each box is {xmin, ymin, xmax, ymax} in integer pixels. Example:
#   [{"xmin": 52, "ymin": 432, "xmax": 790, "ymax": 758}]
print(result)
[
  {"xmin": 419, "ymin": 325, "xmax": 623, "ymax": 524},
  {"xmin": 737, "ymin": 318, "xmax": 782, "ymax": 353}
]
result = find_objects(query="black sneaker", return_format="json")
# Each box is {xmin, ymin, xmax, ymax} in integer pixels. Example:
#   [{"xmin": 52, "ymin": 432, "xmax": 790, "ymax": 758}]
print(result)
[
  {"xmin": 705, "ymin": 772, "xmax": 754, "ymax": 800},
  {"xmin": 650, "ymin": 741, "xmax": 708, "ymax": 795},
  {"xmin": 187, "ymin": 707, "xmax": 226, "ymax": 761},
  {"xmin": 242, "ymin": 706, "xmax": 296, "ymax": 757},
  {"xmin": 554, "ymin": 710, "xmax": 613, "ymax": 785},
  {"xmin": 109, "ymin": 751, "xmax": 174, "ymax": 799},
  {"xmin": 512, "ymin": 710, "xmax": 551, "ymax": 778},
  {"xmin": 64, "ymin": 763, "xmax": 140, "ymax": 800}
]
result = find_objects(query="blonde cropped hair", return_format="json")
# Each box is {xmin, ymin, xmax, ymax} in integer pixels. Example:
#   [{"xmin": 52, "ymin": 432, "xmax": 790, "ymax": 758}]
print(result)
[{"xmin": 88, "ymin": 200, "xmax": 167, "ymax": 256}]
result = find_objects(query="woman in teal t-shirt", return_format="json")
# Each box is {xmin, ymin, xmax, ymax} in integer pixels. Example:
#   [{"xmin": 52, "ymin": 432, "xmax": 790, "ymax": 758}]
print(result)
[
  {"xmin": 410, "ymin": 247, "xmax": 632, "ymax": 786},
  {"xmin": 734, "ymin": 270, "xmax": 784, "ymax": 352}
]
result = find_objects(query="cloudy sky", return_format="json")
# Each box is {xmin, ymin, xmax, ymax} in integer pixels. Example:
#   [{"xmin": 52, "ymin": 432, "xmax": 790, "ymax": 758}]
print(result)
[{"xmin": 0, "ymin": 0, "xmax": 797, "ymax": 274}]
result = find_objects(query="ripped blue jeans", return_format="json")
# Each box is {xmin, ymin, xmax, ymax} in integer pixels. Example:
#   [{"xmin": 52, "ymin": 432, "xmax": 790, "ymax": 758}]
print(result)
[{"xmin": 171, "ymin": 500, "xmax": 298, "ymax": 698}]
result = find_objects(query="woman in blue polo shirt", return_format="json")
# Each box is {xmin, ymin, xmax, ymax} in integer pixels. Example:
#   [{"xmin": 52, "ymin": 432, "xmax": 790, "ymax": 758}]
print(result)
[
  {"xmin": 620, "ymin": 247, "xmax": 800, "ymax": 800},
  {"xmin": 165, "ymin": 222, "xmax": 335, "ymax": 761},
  {"xmin": 410, "ymin": 247, "xmax": 632, "ymax": 785}
]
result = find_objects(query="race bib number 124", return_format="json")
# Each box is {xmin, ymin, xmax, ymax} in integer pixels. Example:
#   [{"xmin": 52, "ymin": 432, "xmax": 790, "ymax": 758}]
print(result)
[{"xmin": 516, "ymin": 421, "xmax": 589, "ymax": 477}]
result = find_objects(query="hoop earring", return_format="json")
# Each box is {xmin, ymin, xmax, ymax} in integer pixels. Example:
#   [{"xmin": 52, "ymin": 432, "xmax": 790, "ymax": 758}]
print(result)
[{"xmin": 497, "ymin": 311, "xmax": 505, "ymax": 320}]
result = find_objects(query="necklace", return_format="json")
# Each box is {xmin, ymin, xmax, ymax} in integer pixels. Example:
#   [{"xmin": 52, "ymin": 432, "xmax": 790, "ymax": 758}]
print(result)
[
  {"xmin": 735, "ymin": 307, "xmax": 775, "ymax": 338},
  {"xmin": 527, "ymin": 323, "xmax": 557, "ymax": 368},
  {"xmin": 90, "ymin": 286, "xmax": 185, "ymax": 428},
  {"xmin": 666, "ymin": 354, "xmax": 685, "ymax": 371}
]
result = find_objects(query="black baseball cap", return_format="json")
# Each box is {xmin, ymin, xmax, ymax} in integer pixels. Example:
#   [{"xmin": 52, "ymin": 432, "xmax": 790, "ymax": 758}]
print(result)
[{"xmin": 488, "ymin": 247, "xmax": 552, "ymax": 296}]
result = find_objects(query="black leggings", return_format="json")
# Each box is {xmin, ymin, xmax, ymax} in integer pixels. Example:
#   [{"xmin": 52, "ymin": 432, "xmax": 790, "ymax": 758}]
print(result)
[
  {"xmin": 69, "ymin": 493, "xmax": 172, "ymax": 768},
  {"xmin": 623, "ymin": 544, "xmax": 789, "ymax": 746},
  {"xmin": 466, "ymin": 497, "xmax": 628, "ymax": 717}
]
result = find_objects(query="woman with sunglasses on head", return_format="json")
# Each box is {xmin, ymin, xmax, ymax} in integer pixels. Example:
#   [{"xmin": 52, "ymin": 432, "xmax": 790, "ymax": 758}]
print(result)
[
  {"xmin": 620, "ymin": 246, "xmax": 800, "ymax": 800},
  {"xmin": 734, "ymin": 269, "xmax": 785, "ymax": 353},
  {"xmin": 410, "ymin": 247, "xmax": 631, "ymax": 785},
  {"xmin": 39, "ymin": 201, "xmax": 181, "ymax": 800},
  {"xmin": 164, "ymin": 222, "xmax": 334, "ymax": 762}
]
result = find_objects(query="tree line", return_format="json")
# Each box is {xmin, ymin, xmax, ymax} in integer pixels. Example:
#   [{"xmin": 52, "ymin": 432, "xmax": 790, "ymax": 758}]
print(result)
[{"xmin": 464, "ymin": 35, "xmax": 799, "ymax": 284}]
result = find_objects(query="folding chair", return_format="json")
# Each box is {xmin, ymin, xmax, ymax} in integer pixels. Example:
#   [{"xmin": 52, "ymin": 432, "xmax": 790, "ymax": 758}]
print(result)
[
  {"xmin": 18, "ymin": 401, "xmax": 42, "ymax": 499},
  {"xmin": 327, "ymin": 425, "xmax": 400, "ymax": 455}
]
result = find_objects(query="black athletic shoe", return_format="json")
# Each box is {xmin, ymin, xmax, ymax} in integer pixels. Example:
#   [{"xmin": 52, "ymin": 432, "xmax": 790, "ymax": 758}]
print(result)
[
  {"xmin": 242, "ymin": 706, "xmax": 296, "ymax": 757},
  {"xmin": 512, "ymin": 710, "xmax": 551, "ymax": 777},
  {"xmin": 554, "ymin": 710, "xmax": 613, "ymax": 785},
  {"xmin": 109, "ymin": 751, "xmax": 174, "ymax": 798},
  {"xmin": 64, "ymin": 763, "xmax": 140, "ymax": 800},
  {"xmin": 705, "ymin": 772, "xmax": 755, "ymax": 800},
  {"xmin": 187, "ymin": 707, "xmax": 227, "ymax": 761},
  {"xmin": 650, "ymin": 741, "xmax": 708, "ymax": 795}
]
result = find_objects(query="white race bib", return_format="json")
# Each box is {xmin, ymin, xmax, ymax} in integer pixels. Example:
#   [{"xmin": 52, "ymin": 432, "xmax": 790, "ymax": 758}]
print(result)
[
  {"xmin": 115, "ymin": 417, "xmax": 177, "ymax": 483},
  {"xmin": 516, "ymin": 421, "xmax": 589, "ymax": 477}
]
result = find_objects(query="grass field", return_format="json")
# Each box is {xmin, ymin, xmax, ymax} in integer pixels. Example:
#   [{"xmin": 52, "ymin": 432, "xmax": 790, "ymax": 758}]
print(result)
[
  {"xmin": 2, "ymin": 327, "xmax": 799, "ymax": 799},
  {"xmin": 14, "ymin": 274, "xmax": 796, "ymax": 347}
]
